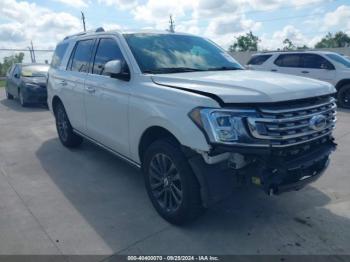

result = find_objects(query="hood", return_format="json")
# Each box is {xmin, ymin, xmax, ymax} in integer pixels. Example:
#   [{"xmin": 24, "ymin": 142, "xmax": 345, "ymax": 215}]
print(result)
[
  {"xmin": 23, "ymin": 77, "xmax": 47, "ymax": 87},
  {"xmin": 151, "ymin": 70, "xmax": 336, "ymax": 104}
]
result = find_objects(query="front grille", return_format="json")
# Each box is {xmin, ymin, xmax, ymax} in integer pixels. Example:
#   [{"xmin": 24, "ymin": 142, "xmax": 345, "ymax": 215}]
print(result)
[{"xmin": 247, "ymin": 95, "xmax": 337, "ymax": 147}]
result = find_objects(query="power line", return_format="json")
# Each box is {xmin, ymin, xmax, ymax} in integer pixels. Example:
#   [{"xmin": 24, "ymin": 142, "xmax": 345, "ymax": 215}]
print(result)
[{"xmin": 0, "ymin": 48, "xmax": 54, "ymax": 52}]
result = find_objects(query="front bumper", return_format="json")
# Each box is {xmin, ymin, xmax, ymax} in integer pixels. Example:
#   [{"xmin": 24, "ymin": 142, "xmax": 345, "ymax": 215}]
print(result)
[
  {"xmin": 187, "ymin": 136, "xmax": 336, "ymax": 207},
  {"xmin": 22, "ymin": 87, "xmax": 47, "ymax": 104}
]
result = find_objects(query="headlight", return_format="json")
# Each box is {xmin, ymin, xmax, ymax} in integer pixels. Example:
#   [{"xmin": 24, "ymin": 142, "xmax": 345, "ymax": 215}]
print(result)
[{"xmin": 189, "ymin": 107, "xmax": 256, "ymax": 145}]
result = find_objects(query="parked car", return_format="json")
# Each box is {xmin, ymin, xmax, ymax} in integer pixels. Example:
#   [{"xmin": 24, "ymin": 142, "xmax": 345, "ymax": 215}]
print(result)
[
  {"xmin": 5, "ymin": 63, "xmax": 49, "ymax": 107},
  {"xmin": 246, "ymin": 51, "xmax": 350, "ymax": 108},
  {"xmin": 48, "ymin": 29, "xmax": 337, "ymax": 224}
]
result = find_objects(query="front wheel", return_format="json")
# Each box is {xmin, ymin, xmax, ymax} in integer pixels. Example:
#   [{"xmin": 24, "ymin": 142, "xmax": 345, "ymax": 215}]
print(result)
[
  {"xmin": 143, "ymin": 139, "xmax": 204, "ymax": 225},
  {"xmin": 337, "ymin": 84, "xmax": 350, "ymax": 109},
  {"xmin": 19, "ymin": 89, "xmax": 27, "ymax": 107},
  {"xmin": 54, "ymin": 102, "xmax": 83, "ymax": 148},
  {"xmin": 6, "ymin": 90, "xmax": 14, "ymax": 100}
]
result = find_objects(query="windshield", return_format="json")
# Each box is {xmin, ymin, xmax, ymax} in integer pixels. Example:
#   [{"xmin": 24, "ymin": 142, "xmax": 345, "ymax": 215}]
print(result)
[
  {"xmin": 21, "ymin": 65, "xmax": 49, "ymax": 77},
  {"xmin": 124, "ymin": 33, "xmax": 243, "ymax": 74},
  {"xmin": 325, "ymin": 53, "xmax": 350, "ymax": 68}
]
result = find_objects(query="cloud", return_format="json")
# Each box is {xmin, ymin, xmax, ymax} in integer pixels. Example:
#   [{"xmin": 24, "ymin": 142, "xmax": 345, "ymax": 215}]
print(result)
[
  {"xmin": 322, "ymin": 5, "xmax": 350, "ymax": 33},
  {"xmin": 53, "ymin": 0, "xmax": 89, "ymax": 8},
  {"xmin": 98, "ymin": 0, "xmax": 139, "ymax": 10},
  {"xmin": 0, "ymin": 0, "xmax": 81, "ymax": 49}
]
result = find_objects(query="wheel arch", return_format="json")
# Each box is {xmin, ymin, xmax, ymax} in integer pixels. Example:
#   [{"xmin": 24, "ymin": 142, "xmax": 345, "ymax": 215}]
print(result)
[
  {"xmin": 335, "ymin": 79, "xmax": 350, "ymax": 91},
  {"xmin": 138, "ymin": 126, "xmax": 181, "ymax": 165},
  {"xmin": 51, "ymin": 95, "xmax": 63, "ymax": 115}
]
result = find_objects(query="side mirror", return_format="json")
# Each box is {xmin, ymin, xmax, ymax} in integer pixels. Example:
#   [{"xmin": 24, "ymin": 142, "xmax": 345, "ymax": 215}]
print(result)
[
  {"xmin": 14, "ymin": 73, "xmax": 20, "ymax": 79},
  {"xmin": 320, "ymin": 63, "xmax": 334, "ymax": 70},
  {"xmin": 104, "ymin": 60, "xmax": 130, "ymax": 81},
  {"xmin": 104, "ymin": 60, "xmax": 122, "ymax": 76}
]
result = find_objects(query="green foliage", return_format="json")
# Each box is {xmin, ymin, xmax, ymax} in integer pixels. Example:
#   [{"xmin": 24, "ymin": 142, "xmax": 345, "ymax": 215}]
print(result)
[
  {"xmin": 315, "ymin": 31, "xmax": 350, "ymax": 48},
  {"xmin": 283, "ymin": 38, "xmax": 296, "ymax": 50},
  {"xmin": 229, "ymin": 31, "xmax": 260, "ymax": 52},
  {"xmin": 0, "ymin": 52, "xmax": 25, "ymax": 76}
]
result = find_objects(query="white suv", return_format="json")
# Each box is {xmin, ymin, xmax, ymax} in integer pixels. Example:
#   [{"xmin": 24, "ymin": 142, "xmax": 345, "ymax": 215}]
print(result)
[
  {"xmin": 48, "ymin": 29, "xmax": 337, "ymax": 224},
  {"xmin": 246, "ymin": 51, "xmax": 350, "ymax": 108}
]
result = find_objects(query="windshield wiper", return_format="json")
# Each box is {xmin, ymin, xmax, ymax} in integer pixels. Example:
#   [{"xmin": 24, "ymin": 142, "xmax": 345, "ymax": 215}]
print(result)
[
  {"xmin": 206, "ymin": 66, "xmax": 242, "ymax": 71},
  {"xmin": 144, "ymin": 67, "xmax": 206, "ymax": 74}
]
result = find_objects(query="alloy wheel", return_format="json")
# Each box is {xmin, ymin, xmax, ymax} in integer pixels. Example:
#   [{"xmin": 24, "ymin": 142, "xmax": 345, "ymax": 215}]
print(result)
[
  {"xmin": 149, "ymin": 153, "xmax": 183, "ymax": 213},
  {"xmin": 56, "ymin": 108, "xmax": 69, "ymax": 142}
]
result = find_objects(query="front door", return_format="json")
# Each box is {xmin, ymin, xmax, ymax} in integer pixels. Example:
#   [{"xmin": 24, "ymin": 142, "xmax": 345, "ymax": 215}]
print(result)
[{"xmin": 84, "ymin": 37, "xmax": 131, "ymax": 157}]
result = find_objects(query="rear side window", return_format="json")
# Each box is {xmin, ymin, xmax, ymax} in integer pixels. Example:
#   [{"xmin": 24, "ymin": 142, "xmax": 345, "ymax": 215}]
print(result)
[
  {"xmin": 68, "ymin": 39, "xmax": 94, "ymax": 73},
  {"xmin": 274, "ymin": 54, "xmax": 301, "ymax": 67},
  {"xmin": 92, "ymin": 38, "xmax": 124, "ymax": 75},
  {"xmin": 300, "ymin": 54, "xmax": 334, "ymax": 69},
  {"xmin": 51, "ymin": 43, "xmax": 69, "ymax": 69},
  {"xmin": 247, "ymin": 55, "xmax": 272, "ymax": 65}
]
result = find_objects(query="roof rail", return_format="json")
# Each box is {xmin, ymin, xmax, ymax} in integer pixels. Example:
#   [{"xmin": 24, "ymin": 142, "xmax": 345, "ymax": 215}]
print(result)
[{"xmin": 63, "ymin": 27, "xmax": 105, "ymax": 40}]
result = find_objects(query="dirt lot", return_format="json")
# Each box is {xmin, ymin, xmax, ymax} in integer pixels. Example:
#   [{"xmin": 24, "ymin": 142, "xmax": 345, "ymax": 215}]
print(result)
[{"xmin": 0, "ymin": 89, "xmax": 350, "ymax": 259}]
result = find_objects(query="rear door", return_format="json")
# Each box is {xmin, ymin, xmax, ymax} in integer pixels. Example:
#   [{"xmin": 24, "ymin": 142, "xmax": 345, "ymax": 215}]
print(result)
[
  {"xmin": 272, "ymin": 54, "xmax": 302, "ymax": 75},
  {"xmin": 84, "ymin": 37, "xmax": 131, "ymax": 157},
  {"xmin": 63, "ymin": 39, "xmax": 95, "ymax": 133},
  {"xmin": 299, "ymin": 54, "xmax": 336, "ymax": 83}
]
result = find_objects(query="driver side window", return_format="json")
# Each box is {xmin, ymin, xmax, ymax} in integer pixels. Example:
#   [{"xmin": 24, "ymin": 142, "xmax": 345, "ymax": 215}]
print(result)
[{"xmin": 92, "ymin": 38, "xmax": 125, "ymax": 75}]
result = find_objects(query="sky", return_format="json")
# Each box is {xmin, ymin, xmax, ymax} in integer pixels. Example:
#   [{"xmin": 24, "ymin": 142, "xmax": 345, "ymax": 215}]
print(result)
[{"xmin": 0, "ymin": 0, "xmax": 349, "ymax": 63}]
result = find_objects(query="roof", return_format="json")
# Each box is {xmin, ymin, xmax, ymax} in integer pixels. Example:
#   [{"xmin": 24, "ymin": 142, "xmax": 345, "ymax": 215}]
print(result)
[
  {"xmin": 62, "ymin": 27, "xmax": 195, "ymax": 41},
  {"xmin": 253, "ymin": 50, "xmax": 341, "ymax": 56}
]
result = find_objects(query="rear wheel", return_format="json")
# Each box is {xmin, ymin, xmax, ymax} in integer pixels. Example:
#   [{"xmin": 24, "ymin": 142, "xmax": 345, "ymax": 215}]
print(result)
[
  {"xmin": 143, "ymin": 139, "xmax": 204, "ymax": 225},
  {"xmin": 54, "ymin": 102, "xmax": 83, "ymax": 148},
  {"xmin": 337, "ymin": 84, "xmax": 350, "ymax": 109},
  {"xmin": 5, "ymin": 90, "xmax": 14, "ymax": 100}
]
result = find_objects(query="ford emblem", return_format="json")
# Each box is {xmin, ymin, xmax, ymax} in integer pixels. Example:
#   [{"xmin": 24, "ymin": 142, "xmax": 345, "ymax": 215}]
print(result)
[{"xmin": 309, "ymin": 115, "xmax": 327, "ymax": 131}]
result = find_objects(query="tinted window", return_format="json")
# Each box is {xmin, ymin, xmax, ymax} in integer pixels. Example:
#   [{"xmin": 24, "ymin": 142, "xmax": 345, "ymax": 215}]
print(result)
[
  {"xmin": 274, "ymin": 54, "xmax": 301, "ymax": 67},
  {"xmin": 124, "ymin": 33, "xmax": 243, "ymax": 74},
  {"xmin": 69, "ymin": 39, "xmax": 94, "ymax": 73},
  {"xmin": 301, "ymin": 54, "xmax": 333, "ymax": 69},
  {"xmin": 13, "ymin": 65, "xmax": 21, "ymax": 78},
  {"xmin": 93, "ymin": 38, "xmax": 124, "ymax": 75},
  {"xmin": 247, "ymin": 55, "xmax": 272, "ymax": 65},
  {"xmin": 51, "ymin": 43, "xmax": 69, "ymax": 69}
]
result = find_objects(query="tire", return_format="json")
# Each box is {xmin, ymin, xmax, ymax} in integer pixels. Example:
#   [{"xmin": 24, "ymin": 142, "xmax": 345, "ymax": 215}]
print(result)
[
  {"xmin": 5, "ymin": 90, "xmax": 14, "ymax": 100},
  {"xmin": 54, "ymin": 102, "xmax": 83, "ymax": 148},
  {"xmin": 143, "ymin": 139, "xmax": 204, "ymax": 225},
  {"xmin": 18, "ymin": 89, "xmax": 27, "ymax": 107},
  {"xmin": 337, "ymin": 84, "xmax": 350, "ymax": 109}
]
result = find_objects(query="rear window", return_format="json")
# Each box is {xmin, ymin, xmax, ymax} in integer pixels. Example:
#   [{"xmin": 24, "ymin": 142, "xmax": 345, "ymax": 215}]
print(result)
[
  {"xmin": 51, "ymin": 43, "xmax": 69, "ymax": 69},
  {"xmin": 247, "ymin": 55, "xmax": 272, "ymax": 65},
  {"xmin": 274, "ymin": 54, "xmax": 301, "ymax": 67}
]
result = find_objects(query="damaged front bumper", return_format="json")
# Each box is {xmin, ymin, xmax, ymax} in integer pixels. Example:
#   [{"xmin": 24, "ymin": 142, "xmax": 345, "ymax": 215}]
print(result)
[{"xmin": 186, "ymin": 136, "xmax": 337, "ymax": 207}]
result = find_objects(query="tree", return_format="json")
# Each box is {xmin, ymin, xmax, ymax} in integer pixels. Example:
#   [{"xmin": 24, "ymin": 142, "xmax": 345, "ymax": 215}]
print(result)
[
  {"xmin": 283, "ymin": 38, "xmax": 296, "ymax": 50},
  {"xmin": 229, "ymin": 31, "xmax": 260, "ymax": 52},
  {"xmin": 315, "ymin": 31, "xmax": 350, "ymax": 48},
  {"xmin": 0, "ymin": 52, "xmax": 24, "ymax": 76}
]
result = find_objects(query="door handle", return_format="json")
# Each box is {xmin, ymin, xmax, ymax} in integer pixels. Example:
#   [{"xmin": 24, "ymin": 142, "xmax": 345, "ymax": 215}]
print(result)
[
  {"xmin": 301, "ymin": 71, "xmax": 309, "ymax": 74},
  {"xmin": 86, "ymin": 86, "xmax": 96, "ymax": 94},
  {"xmin": 60, "ymin": 80, "xmax": 67, "ymax": 86},
  {"xmin": 271, "ymin": 69, "xmax": 277, "ymax": 72}
]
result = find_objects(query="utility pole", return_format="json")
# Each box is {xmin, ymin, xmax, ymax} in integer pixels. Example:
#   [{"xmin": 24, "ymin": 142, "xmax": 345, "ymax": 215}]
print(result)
[
  {"xmin": 27, "ymin": 47, "xmax": 34, "ymax": 63},
  {"xmin": 169, "ymin": 15, "xmax": 175, "ymax": 33},
  {"xmin": 31, "ymin": 41, "xmax": 36, "ymax": 63},
  {"xmin": 81, "ymin": 11, "xmax": 86, "ymax": 32}
]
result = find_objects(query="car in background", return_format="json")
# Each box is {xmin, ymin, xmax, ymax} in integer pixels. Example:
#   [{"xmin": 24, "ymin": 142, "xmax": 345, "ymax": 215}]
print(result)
[
  {"xmin": 5, "ymin": 63, "xmax": 49, "ymax": 107},
  {"xmin": 246, "ymin": 51, "xmax": 350, "ymax": 108}
]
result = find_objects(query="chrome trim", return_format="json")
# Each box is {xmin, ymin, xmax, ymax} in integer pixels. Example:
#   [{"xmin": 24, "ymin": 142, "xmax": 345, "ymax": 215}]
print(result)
[
  {"xmin": 259, "ymin": 97, "xmax": 336, "ymax": 114},
  {"xmin": 250, "ymin": 104, "xmax": 336, "ymax": 123},
  {"xmin": 269, "ymin": 130, "xmax": 334, "ymax": 147},
  {"xmin": 73, "ymin": 129, "xmax": 141, "ymax": 169},
  {"xmin": 247, "ymin": 95, "xmax": 336, "ymax": 147}
]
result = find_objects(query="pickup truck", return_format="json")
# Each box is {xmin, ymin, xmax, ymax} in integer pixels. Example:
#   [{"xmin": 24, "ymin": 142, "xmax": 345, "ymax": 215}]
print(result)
[{"xmin": 48, "ymin": 28, "xmax": 337, "ymax": 224}]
